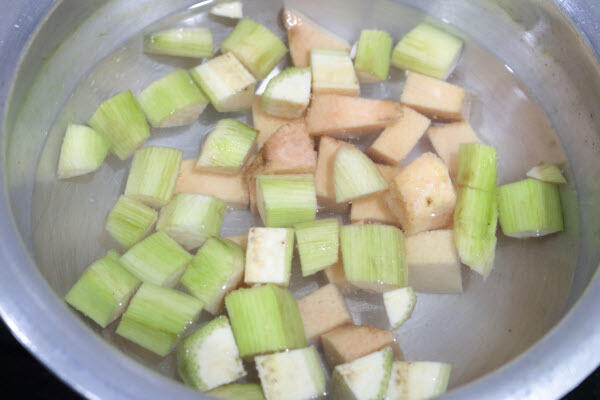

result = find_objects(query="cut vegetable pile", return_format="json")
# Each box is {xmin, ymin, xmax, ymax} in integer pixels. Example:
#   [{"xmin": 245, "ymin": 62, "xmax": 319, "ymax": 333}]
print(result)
[{"xmin": 61, "ymin": 4, "xmax": 566, "ymax": 399}]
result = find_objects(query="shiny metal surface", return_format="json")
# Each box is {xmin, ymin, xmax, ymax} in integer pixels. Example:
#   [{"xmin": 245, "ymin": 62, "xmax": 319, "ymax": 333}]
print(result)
[{"xmin": 0, "ymin": 0, "xmax": 599, "ymax": 399}]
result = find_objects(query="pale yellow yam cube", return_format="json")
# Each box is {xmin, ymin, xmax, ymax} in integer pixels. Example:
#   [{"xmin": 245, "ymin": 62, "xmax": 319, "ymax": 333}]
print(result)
[
  {"xmin": 351, "ymin": 164, "xmax": 403, "ymax": 225},
  {"xmin": 405, "ymin": 230, "xmax": 462, "ymax": 293},
  {"xmin": 252, "ymin": 96, "xmax": 303, "ymax": 149},
  {"xmin": 306, "ymin": 95, "xmax": 403, "ymax": 138},
  {"xmin": 366, "ymin": 106, "xmax": 431, "ymax": 165},
  {"xmin": 427, "ymin": 121, "xmax": 481, "ymax": 178},
  {"xmin": 298, "ymin": 284, "xmax": 353, "ymax": 343},
  {"xmin": 283, "ymin": 9, "xmax": 351, "ymax": 68},
  {"xmin": 400, "ymin": 71, "xmax": 470, "ymax": 122},
  {"xmin": 311, "ymin": 49, "xmax": 360, "ymax": 96},
  {"xmin": 174, "ymin": 159, "xmax": 248, "ymax": 209},
  {"xmin": 226, "ymin": 234, "xmax": 248, "ymax": 250},
  {"xmin": 315, "ymin": 136, "xmax": 350, "ymax": 212},
  {"xmin": 323, "ymin": 254, "xmax": 353, "ymax": 292},
  {"xmin": 386, "ymin": 152, "xmax": 456, "ymax": 235},
  {"xmin": 322, "ymin": 325, "xmax": 402, "ymax": 367}
]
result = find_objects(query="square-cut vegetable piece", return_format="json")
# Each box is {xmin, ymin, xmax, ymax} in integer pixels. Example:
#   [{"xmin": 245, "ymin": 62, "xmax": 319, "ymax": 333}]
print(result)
[
  {"xmin": 306, "ymin": 94, "xmax": 403, "ymax": 137},
  {"xmin": 366, "ymin": 106, "xmax": 431, "ymax": 165},
  {"xmin": 405, "ymin": 230, "xmax": 462, "ymax": 293},
  {"xmin": 354, "ymin": 29, "xmax": 393, "ymax": 83},
  {"xmin": 252, "ymin": 96, "xmax": 304, "ymax": 150},
  {"xmin": 426, "ymin": 121, "xmax": 481, "ymax": 178},
  {"xmin": 311, "ymin": 49, "xmax": 360, "ymax": 96},
  {"xmin": 255, "ymin": 346, "xmax": 326, "ymax": 400},
  {"xmin": 323, "ymin": 254, "xmax": 353, "ymax": 293},
  {"xmin": 174, "ymin": 159, "xmax": 249, "ymax": 210},
  {"xmin": 244, "ymin": 227, "xmax": 295, "ymax": 286},
  {"xmin": 334, "ymin": 145, "xmax": 389, "ymax": 203},
  {"xmin": 226, "ymin": 233, "xmax": 248, "ymax": 250},
  {"xmin": 261, "ymin": 121, "xmax": 317, "ymax": 174},
  {"xmin": 208, "ymin": 383, "xmax": 266, "ymax": 400},
  {"xmin": 385, "ymin": 361, "xmax": 452, "ymax": 400},
  {"xmin": 106, "ymin": 195, "xmax": 158, "ymax": 249},
  {"xmin": 283, "ymin": 8, "xmax": 351, "ymax": 68},
  {"xmin": 322, "ymin": 325, "xmax": 401, "ymax": 367},
  {"xmin": 351, "ymin": 164, "xmax": 402, "ymax": 225},
  {"xmin": 400, "ymin": 72, "xmax": 469, "ymax": 122},
  {"xmin": 190, "ymin": 52, "xmax": 256, "ymax": 112},
  {"xmin": 314, "ymin": 137, "xmax": 349, "ymax": 212},
  {"xmin": 295, "ymin": 218, "xmax": 339, "ymax": 276},
  {"xmin": 57, "ymin": 124, "xmax": 109, "ymax": 179},
  {"xmin": 256, "ymin": 174, "xmax": 317, "ymax": 228},
  {"xmin": 261, "ymin": 67, "xmax": 312, "ymax": 119},
  {"xmin": 177, "ymin": 316, "xmax": 246, "ymax": 391},
  {"xmin": 385, "ymin": 152, "xmax": 456, "ymax": 235},
  {"xmin": 383, "ymin": 287, "xmax": 417, "ymax": 329},
  {"xmin": 298, "ymin": 283, "xmax": 352, "ymax": 342},
  {"xmin": 144, "ymin": 28, "xmax": 214, "ymax": 58},
  {"xmin": 332, "ymin": 347, "xmax": 394, "ymax": 400}
]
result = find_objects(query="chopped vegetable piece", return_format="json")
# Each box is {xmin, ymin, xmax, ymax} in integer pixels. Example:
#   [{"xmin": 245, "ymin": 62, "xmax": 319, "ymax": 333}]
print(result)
[
  {"xmin": 177, "ymin": 316, "xmax": 246, "ymax": 391},
  {"xmin": 282, "ymin": 8, "xmax": 351, "ymax": 67},
  {"xmin": 255, "ymin": 346, "xmax": 326, "ymax": 400},
  {"xmin": 144, "ymin": 28, "xmax": 213, "ymax": 59},
  {"xmin": 385, "ymin": 361, "xmax": 452, "ymax": 400},
  {"xmin": 526, "ymin": 162, "xmax": 567, "ymax": 184},
  {"xmin": 196, "ymin": 119, "xmax": 257, "ymax": 174},
  {"xmin": 340, "ymin": 224, "xmax": 407, "ymax": 292},
  {"xmin": 311, "ymin": 49, "xmax": 359, "ymax": 96},
  {"xmin": 456, "ymin": 143, "xmax": 497, "ymax": 191},
  {"xmin": 392, "ymin": 22, "xmax": 463, "ymax": 80},
  {"xmin": 334, "ymin": 145, "xmax": 388, "ymax": 202},
  {"xmin": 190, "ymin": 52, "xmax": 256, "ymax": 112},
  {"xmin": 180, "ymin": 237, "xmax": 244, "ymax": 314},
  {"xmin": 295, "ymin": 218, "xmax": 339, "ymax": 276},
  {"xmin": 350, "ymin": 164, "xmax": 402, "ymax": 226},
  {"xmin": 57, "ymin": 124, "xmax": 109, "ymax": 179},
  {"xmin": 383, "ymin": 287, "xmax": 416, "ymax": 329},
  {"xmin": 261, "ymin": 67, "xmax": 311, "ymax": 118},
  {"xmin": 331, "ymin": 347, "xmax": 394, "ymax": 400},
  {"xmin": 354, "ymin": 29, "xmax": 393, "ymax": 82},
  {"xmin": 175, "ymin": 159, "xmax": 249, "ymax": 210},
  {"xmin": 226, "ymin": 233, "xmax": 248, "ymax": 250},
  {"xmin": 385, "ymin": 152, "xmax": 456, "ymax": 235},
  {"xmin": 244, "ymin": 227, "xmax": 294, "ymax": 286},
  {"xmin": 65, "ymin": 251, "xmax": 140, "ymax": 328},
  {"xmin": 124, "ymin": 146, "xmax": 182, "ymax": 208},
  {"xmin": 88, "ymin": 90, "xmax": 149, "ymax": 160},
  {"xmin": 225, "ymin": 284, "xmax": 306, "ymax": 358},
  {"xmin": 405, "ymin": 230, "xmax": 463, "ymax": 293},
  {"xmin": 454, "ymin": 188, "xmax": 498, "ymax": 278},
  {"xmin": 298, "ymin": 283, "xmax": 352, "ymax": 342},
  {"xmin": 106, "ymin": 195, "xmax": 158, "ymax": 249},
  {"xmin": 306, "ymin": 94, "xmax": 403, "ymax": 137},
  {"xmin": 400, "ymin": 71, "xmax": 469, "ymax": 122},
  {"xmin": 137, "ymin": 70, "xmax": 208, "ymax": 128},
  {"xmin": 208, "ymin": 383, "xmax": 266, "ymax": 400},
  {"xmin": 256, "ymin": 174, "xmax": 317, "ymax": 227},
  {"xmin": 497, "ymin": 178, "xmax": 563, "ymax": 238},
  {"xmin": 322, "ymin": 325, "xmax": 400, "ymax": 367},
  {"xmin": 221, "ymin": 18, "xmax": 287, "ymax": 79},
  {"xmin": 116, "ymin": 283, "xmax": 202, "ymax": 356},
  {"xmin": 366, "ymin": 107, "xmax": 431, "ymax": 165},
  {"xmin": 315, "ymin": 137, "xmax": 350, "ymax": 212},
  {"xmin": 119, "ymin": 231, "xmax": 192, "ymax": 287},
  {"xmin": 426, "ymin": 121, "xmax": 481, "ymax": 178},
  {"xmin": 210, "ymin": 1, "xmax": 243, "ymax": 19},
  {"xmin": 324, "ymin": 255, "xmax": 353, "ymax": 293},
  {"xmin": 252, "ymin": 96, "xmax": 304, "ymax": 149}
]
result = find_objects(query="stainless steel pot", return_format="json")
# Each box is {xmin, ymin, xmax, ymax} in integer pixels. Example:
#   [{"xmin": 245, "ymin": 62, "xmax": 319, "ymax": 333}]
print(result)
[{"xmin": 1, "ymin": 0, "xmax": 599, "ymax": 399}]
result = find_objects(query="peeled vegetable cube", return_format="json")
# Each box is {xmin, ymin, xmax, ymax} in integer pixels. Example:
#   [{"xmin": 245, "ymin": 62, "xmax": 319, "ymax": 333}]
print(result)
[
  {"xmin": 88, "ymin": 90, "xmax": 149, "ymax": 160},
  {"xmin": 385, "ymin": 361, "xmax": 452, "ymax": 400},
  {"xmin": 311, "ymin": 49, "xmax": 359, "ymax": 96},
  {"xmin": 354, "ymin": 29, "xmax": 393, "ymax": 82},
  {"xmin": 298, "ymin": 283, "xmax": 352, "ymax": 342},
  {"xmin": 119, "ymin": 231, "xmax": 192, "ymax": 287},
  {"xmin": 350, "ymin": 164, "xmax": 402, "ymax": 226},
  {"xmin": 57, "ymin": 124, "xmax": 109, "ymax": 179},
  {"xmin": 116, "ymin": 283, "xmax": 202, "ymax": 356},
  {"xmin": 256, "ymin": 174, "xmax": 317, "ymax": 228},
  {"xmin": 383, "ymin": 287, "xmax": 416, "ymax": 329},
  {"xmin": 334, "ymin": 145, "xmax": 388, "ymax": 203},
  {"xmin": 210, "ymin": 1, "xmax": 243, "ymax": 19},
  {"xmin": 144, "ymin": 28, "xmax": 213, "ymax": 58},
  {"xmin": 526, "ymin": 162, "xmax": 567, "ymax": 184},
  {"xmin": 261, "ymin": 67, "xmax": 311, "ymax": 118},
  {"xmin": 322, "ymin": 325, "xmax": 400, "ymax": 367},
  {"xmin": 456, "ymin": 143, "xmax": 497, "ymax": 191},
  {"xmin": 294, "ymin": 218, "xmax": 339, "ymax": 276},
  {"xmin": 190, "ymin": 52, "xmax": 256, "ymax": 112},
  {"xmin": 208, "ymin": 383, "xmax": 266, "ymax": 400},
  {"xmin": 65, "ymin": 251, "xmax": 140, "ymax": 328},
  {"xmin": 252, "ymin": 96, "xmax": 304, "ymax": 149},
  {"xmin": 314, "ymin": 136, "xmax": 350, "ymax": 212},
  {"xmin": 124, "ymin": 146, "xmax": 183, "ymax": 208},
  {"xmin": 392, "ymin": 23, "xmax": 463, "ymax": 80},
  {"xmin": 255, "ymin": 346, "xmax": 326, "ymax": 400},
  {"xmin": 426, "ymin": 121, "xmax": 481, "ymax": 178},
  {"xmin": 225, "ymin": 284, "xmax": 306, "ymax": 358},
  {"xmin": 221, "ymin": 18, "xmax": 287, "ymax": 79},
  {"xmin": 181, "ymin": 237, "xmax": 244, "ymax": 314},
  {"xmin": 106, "ymin": 195, "xmax": 158, "ymax": 249},
  {"xmin": 244, "ymin": 227, "xmax": 294, "ymax": 286},
  {"xmin": 177, "ymin": 316, "xmax": 246, "ymax": 391}
]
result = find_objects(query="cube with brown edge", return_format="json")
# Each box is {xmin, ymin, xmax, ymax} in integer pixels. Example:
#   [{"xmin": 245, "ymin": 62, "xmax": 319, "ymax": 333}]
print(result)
[
  {"xmin": 406, "ymin": 229, "xmax": 462, "ymax": 293},
  {"xmin": 174, "ymin": 159, "xmax": 249, "ymax": 210},
  {"xmin": 252, "ymin": 96, "xmax": 303, "ymax": 149},
  {"xmin": 350, "ymin": 164, "xmax": 403, "ymax": 225},
  {"xmin": 427, "ymin": 121, "xmax": 481, "ymax": 178},
  {"xmin": 366, "ymin": 106, "xmax": 431, "ymax": 165},
  {"xmin": 400, "ymin": 72, "xmax": 470, "ymax": 122},
  {"xmin": 226, "ymin": 234, "xmax": 248, "ymax": 250},
  {"xmin": 314, "ymin": 136, "xmax": 349, "ymax": 213},
  {"xmin": 298, "ymin": 284, "xmax": 352, "ymax": 343},
  {"xmin": 306, "ymin": 94, "xmax": 403, "ymax": 138},
  {"xmin": 322, "ymin": 325, "xmax": 402, "ymax": 367},
  {"xmin": 385, "ymin": 152, "xmax": 456, "ymax": 235}
]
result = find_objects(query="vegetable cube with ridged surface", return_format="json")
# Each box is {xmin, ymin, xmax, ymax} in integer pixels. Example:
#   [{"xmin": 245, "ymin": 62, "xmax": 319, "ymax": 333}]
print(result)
[
  {"xmin": 354, "ymin": 29, "xmax": 393, "ymax": 82},
  {"xmin": 334, "ymin": 145, "xmax": 389, "ymax": 203},
  {"xmin": 57, "ymin": 124, "xmax": 109, "ymax": 179},
  {"xmin": 144, "ymin": 28, "xmax": 213, "ymax": 58},
  {"xmin": 295, "ymin": 218, "xmax": 339, "ymax": 276},
  {"xmin": 298, "ymin": 283, "xmax": 352, "ymax": 342},
  {"xmin": 256, "ymin": 174, "xmax": 317, "ymax": 228},
  {"xmin": 106, "ymin": 196, "xmax": 158, "ymax": 249}
]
